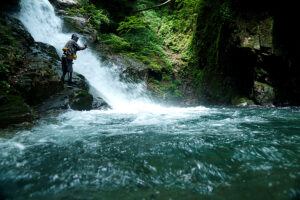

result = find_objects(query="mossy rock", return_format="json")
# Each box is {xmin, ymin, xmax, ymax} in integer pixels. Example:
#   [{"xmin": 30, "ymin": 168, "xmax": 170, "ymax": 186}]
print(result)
[
  {"xmin": 253, "ymin": 81, "xmax": 275, "ymax": 105},
  {"xmin": 0, "ymin": 94, "xmax": 37, "ymax": 128},
  {"xmin": 231, "ymin": 96, "xmax": 254, "ymax": 107},
  {"xmin": 69, "ymin": 89, "xmax": 93, "ymax": 111},
  {"xmin": 13, "ymin": 68, "xmax": 64, "ymax": 105}
]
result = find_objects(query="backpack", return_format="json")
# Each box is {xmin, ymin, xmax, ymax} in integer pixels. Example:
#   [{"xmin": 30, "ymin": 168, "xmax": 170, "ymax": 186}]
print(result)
[{"xmin": 62, "ymin": 40, "xmax": 77, "ymax": 60}]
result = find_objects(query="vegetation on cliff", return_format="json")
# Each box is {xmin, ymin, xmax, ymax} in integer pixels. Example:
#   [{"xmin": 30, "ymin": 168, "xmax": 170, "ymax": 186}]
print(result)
[
  {"xmin": 65, "ymin": 0, "xmax": 200, "ymax": 103},
  {"xmin": 64, "ymin": 0, "xmax": 299, "ymax": 106}
]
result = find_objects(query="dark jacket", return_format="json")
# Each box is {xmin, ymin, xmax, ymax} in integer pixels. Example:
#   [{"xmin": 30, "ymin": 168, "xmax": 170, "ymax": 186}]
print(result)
[
  {"xmin": 62, "ymin": 39, "xmax": 86, "ymax": 72},
  {"xmin": 63, "ymin": 39, "xmax": 86, "ymax": 60}
]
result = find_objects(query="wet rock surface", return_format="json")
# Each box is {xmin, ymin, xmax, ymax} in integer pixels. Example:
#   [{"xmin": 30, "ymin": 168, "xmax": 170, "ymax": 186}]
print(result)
[
  {"xmin": 0, "ymin": 15, "xmax": 108, "ymax": 128},
  {"xmin": 192, "ymin": 1, "xmax": 300, "ymax": 106},
  {"xmin": 253, "ymin": 81, "xmax": 275, "ymax": 106},
  {"xmin": 48, "ymin": 0, "xmax": 79, "ymax": 9},
  {"xmin": 63, "ymin": 16, "xmax": 98, "ymax": 42},
  {"xmin": 0, "ymin": 95, "xmax": 37, "ymax": 128},
  {"xmin": 103, "ymin": 54, "xmax": 149, "ymax": 82},
  {"xmin": 37, "ymin": 73, "xmax": 108, "ymax": 114}
]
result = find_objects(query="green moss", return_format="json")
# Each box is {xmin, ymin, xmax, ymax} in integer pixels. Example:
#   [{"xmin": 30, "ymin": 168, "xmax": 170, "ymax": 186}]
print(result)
[
  {"xmin": 0, "ymin": 25, "xmax": 15, "ymax": 46},
  {"xmin": 188, "ymin": 0, "xmax": 253, "ymax": 104},
  {"xmin": 0, "ymin": 94, "xmax": 34, "ymax": 128},
  {"xmin": 231, "ymin": 96, "xmax": 253, "ymax": 105},
  {"xmin": 69, "ymin": 90, "xmax": 93, "ymax": 111},
  {"xmin": 99, "ymin": 33, "xmax": 131, "ymax": 52},
  {"xmin": 149, "ymin": 62, "xmax": 162, "ymax": 70},
  {"xmin": 66, "ymin": 3, "xmax": 109, "ymax": 31},
  {"xmin": 117, "ymin": 16, "xmax": 147, "ymax": 34},
  {"xmin": 254, "ymin": 81, "xmax": 272, "ymax": 88}
]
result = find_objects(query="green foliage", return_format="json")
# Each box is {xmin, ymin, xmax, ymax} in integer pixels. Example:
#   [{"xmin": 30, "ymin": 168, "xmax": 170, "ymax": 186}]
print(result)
[
  {"xmin": 67, "ymin": 3, "xmax": 109, "ymax": 30},
  {"xmin": 175, "ymin": 0, "xmax": 200, "ymax": 21},
  {"xmin": 219, "ymin": 2, "xmax": 233, "ymax": 22},
  {"xmin": 117, "ymin": 16, "xmax": 147, "ymax": 34},
  {"xmin": 78, "ymin": 0, "xmax": 89, "ymax": 6},
  {"xmin": 0, "ymin": 62, "xmax": 9, "ymax": 74},
  {"xmin": 90, "ymin": 0, "xmax": 137, "ymax": 22},
  {"xmin": 115, "ymin": 14, "xmax": 166, "ymax": 69},
  {"xmin": 188, "ymin": 0, "xmax": 259, "ymax": 104},
  {"xmin": 0, "ymin": 25, "xmax": 15, "ymax": 46},
  {"xmin": 149, "ymin": 62, "xmax": 162, "ymax": 70},
  {"xmin": 0, "ymin": 81, "xmax": 10, "ymax": 94},
  {"xmin": 99, "ymin": 33, "xmax": 131, "ymax": 52},
  {"xmin": 75, "ymin": 0, "xmax": 204, "ymax": 102}
]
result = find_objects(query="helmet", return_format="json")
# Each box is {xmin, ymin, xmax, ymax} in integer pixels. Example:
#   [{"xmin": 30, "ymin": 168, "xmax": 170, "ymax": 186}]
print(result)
[{"xmin": 71, "ymin": 33, "xmax": 79, "ymax": 42}]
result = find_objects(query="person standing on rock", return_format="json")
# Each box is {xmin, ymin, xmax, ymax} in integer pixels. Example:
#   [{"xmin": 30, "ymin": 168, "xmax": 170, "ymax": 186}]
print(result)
[{"xmin": 61, "ymin": 33, "xmax": 87, "ymax": 85}]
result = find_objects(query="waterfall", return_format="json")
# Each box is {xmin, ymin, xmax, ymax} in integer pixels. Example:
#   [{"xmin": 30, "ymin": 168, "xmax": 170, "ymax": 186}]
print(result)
[
  {"xmin": 17, "ymin": 0, "xmax": 207, "ymax": 114},
  {"xmin": 17, "ymin": 0, "xmax": 156, "ymax": 112}
]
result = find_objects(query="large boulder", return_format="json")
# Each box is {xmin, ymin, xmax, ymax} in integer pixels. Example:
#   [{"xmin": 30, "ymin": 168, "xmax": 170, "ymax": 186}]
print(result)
[
  {"xmin": 37, "ymin": 73, "xmax": 109, "ymax": 114},
  {"xmin": 0, "ymin": 94, "xmax": 37, "ymax": 128},
  {"xmin": 11, "ymin": 68, "xmax": 63, "ymax": 105},
  {"xmin": 69, "ymin": 89, "xmax": 93, "ymax": 110},
  {"xmin": 101, "ymin": 54, "xmax": 149, "ymax": 83},
  {"xmin": 253, "ymin": 81, "xmax": 275, "ymax": 106},
  {"xmin": 0, "ymin": 14, "xmax": 35, "ymax": 47},
  {"xmin": 63, "ymin": 16, "xmax": 98, "ymax": 42}
]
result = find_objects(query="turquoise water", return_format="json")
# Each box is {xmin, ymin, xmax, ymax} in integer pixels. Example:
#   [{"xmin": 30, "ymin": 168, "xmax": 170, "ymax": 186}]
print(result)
[{"xmin": 0, "ymin": 106, "xmax": 299, "ymax": 200}]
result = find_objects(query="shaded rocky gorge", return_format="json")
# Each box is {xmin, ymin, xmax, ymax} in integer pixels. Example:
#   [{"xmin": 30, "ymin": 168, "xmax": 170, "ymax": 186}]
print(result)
[
  {"xmin": 0, "ymin": 1, "xmax": 299, "ymax": 200},
  {"xmin": 1, "ymin": 0, "xmax": 300, "ymax": 125},
  {"xmin": 191, "ymin": 0, "xmax": 300, "ymax": 106}
]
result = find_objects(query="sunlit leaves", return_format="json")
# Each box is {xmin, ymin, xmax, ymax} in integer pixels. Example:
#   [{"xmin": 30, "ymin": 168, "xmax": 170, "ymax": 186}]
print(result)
[{"xmin": 117, "ymin": 16, "xmax": 147, "ymax": 34}]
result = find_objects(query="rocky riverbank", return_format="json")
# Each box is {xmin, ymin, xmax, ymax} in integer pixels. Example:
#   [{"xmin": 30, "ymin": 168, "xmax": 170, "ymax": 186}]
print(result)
[{"xmin": 0, "ymin": 14, "xmax": 107, "ymax": 128}]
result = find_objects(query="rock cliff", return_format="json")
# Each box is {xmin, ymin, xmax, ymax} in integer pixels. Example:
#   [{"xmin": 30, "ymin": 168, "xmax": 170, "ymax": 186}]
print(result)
[{"xmin": 0, "ymin": 14, "xmax": 104, "ymax": 128}]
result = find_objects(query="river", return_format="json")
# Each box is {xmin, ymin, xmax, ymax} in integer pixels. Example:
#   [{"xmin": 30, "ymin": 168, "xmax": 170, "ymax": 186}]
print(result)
[{"xmin": 0, "ymin": 0, "xmax": 299, "ymax": 199}]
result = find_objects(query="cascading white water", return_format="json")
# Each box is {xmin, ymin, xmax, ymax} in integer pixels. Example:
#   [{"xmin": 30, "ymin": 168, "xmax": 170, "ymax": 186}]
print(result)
[
  {"xmin": 17, "ymin": 0, "xmax": 152, "ymax": 111},
  {"xmin": 17, "ymin": 0, "xmax": 206, "ymax": 114}
]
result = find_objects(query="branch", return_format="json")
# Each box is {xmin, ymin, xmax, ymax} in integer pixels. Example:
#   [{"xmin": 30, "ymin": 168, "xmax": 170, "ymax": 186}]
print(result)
[{"xmin": 135, "ymin": 0, "xmax": 172, "ymax": 12}]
